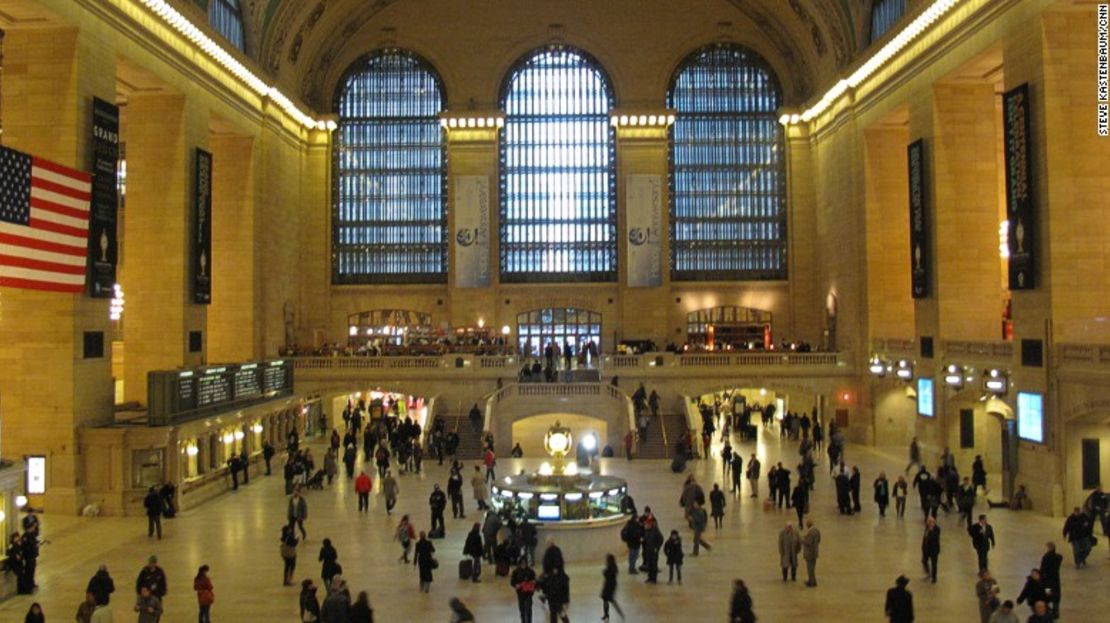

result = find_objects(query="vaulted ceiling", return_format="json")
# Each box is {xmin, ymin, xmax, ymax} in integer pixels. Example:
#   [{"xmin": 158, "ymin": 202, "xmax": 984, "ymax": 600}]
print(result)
[{"xmin": 236, "ymin": 0, "xmax": 870, "ymax": 111}]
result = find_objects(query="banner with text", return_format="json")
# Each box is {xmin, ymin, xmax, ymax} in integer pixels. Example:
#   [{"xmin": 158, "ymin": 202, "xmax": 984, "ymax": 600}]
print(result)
[
  {"xmin": 1003, "ymin": 83, "xmax": 1036, "ymax": 290},
  {"xmin": 194, "ymin": 148, "xmax": 212, "ymax": 304},
  {"xmin": 88, "ymin": 97, "xmax": 119, "ymax": 298},
  {"xmin": 454, "ymin": 175, "xmax": 491, "ymax": 288},
  {"xmin": 626, "ymin": 174, "xmax": 663, "ymax": 288},
  {"xmin": 907, "ymin": 139, "xmax": 929, "ymax": 299}
]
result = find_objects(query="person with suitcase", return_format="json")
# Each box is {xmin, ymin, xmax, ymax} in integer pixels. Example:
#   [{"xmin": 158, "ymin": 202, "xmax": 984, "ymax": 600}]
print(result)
[{"xmin": 462, "ymin": 523, "xmax": 483, "ymax": 583}]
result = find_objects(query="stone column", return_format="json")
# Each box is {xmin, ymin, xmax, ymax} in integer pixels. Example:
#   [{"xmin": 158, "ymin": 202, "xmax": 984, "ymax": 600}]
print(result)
[
  {"xmin": 122, "ymin": 93, "xmax": 208, "ymax": 401},
  {"xmin": 207, "ymin": 133, "xmax": 257, "ymax": 362},
  {"xmin": 0, "ymin": 27, "xmax": 115, "ymax": 513}
]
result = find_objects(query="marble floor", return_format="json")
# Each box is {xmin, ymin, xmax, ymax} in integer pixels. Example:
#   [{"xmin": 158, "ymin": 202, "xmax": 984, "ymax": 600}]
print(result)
[{"xmin": 2, "ymin": 429, "xmax": 1106, "ymax": 622}]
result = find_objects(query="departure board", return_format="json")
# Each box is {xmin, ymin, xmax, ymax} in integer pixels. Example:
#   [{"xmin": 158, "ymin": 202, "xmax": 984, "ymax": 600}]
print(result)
[
  {"xmin": 148, "ymin": 360, "xmax": 294, "ymax": 426},
  {"xmin": 234, "ymin": 365, "xmax": 261, "ymax": 398},
  {"xmin": 197, "ymin": 371, "xmax": 232, "ymax": 406}
]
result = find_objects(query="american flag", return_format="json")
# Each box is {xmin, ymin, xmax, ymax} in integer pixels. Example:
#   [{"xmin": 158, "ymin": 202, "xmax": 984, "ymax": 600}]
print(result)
[{"xmin": 0, "ymin": 145, "xmax": 91, "ymax": 293}]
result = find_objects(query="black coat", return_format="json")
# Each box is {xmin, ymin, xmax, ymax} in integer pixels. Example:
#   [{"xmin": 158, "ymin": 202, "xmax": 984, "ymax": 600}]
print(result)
[
  {"xmin": 1016, "ymin": 576, "xmax": 1047, "ymax": 608},
  {"xmin": 601, "ymin": 565, "xmax": 617, "ymax": 600},
  {"xmin": 414, "ymin": 539, "xmax": 436, "ymax": 583},
  {"xmin": 729, "ymin": 587, "xmax": 756, "ymax": 623},
  {"xmin": 922, "ymin": 526, "xmax": 941, "ymax": 556},
  {"xmin": 463, "ymin": 530, "xmax": 483, "ymax": 558},
  {"xmin": 885, "ymin": 587, "xmax": 914, "ymax": 622},
  {"xmin": 1039, "ymin": 551, "xmax": 1063, "ymax": 590},
  {"xmin": 663, "ymin": 537, "xmax": 684, "ymax": 565},
  {"xmin": 542, "ymin": 570, "xmax": 570, "ymax": 607},
  {"xmin": 87, "ymin": 570, "xmax": 115, "ymax": 605}
]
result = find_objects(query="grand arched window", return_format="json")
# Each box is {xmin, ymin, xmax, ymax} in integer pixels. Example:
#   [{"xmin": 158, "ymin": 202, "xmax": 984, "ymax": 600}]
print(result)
[
  {"xmin": 209, "ymin": 0, "xmax": 245, "ymax": 51},
  {"xmin": 668, "ymin": 44, "xmax": 786, "ymax": 281},
  {"xmin": 500, "ymin": 46, "xmax": 616, "ymax": 283},
  {"xmin": 333, "ymin": 50, "xmax": 447, "ymax": 284},
  {"xmin": 869, "ymin": 0, "xmax": 907, "ymax": 43}
]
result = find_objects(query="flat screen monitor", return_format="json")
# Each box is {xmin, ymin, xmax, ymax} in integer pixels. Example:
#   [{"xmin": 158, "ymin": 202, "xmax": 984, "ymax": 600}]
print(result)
[
  {"xmin": 917, "ymin": 377, "xmax": 934, "ymax": 417},
  {"xmin": 1017, "ymin": 391, "xmax": 1044, "ymax": 443},
  {"xmin": 537, "ymin": 504, "xmax": 561, "ymax": 521},
  {"xmin": 27, "ymin": 455, "xmax": 46, "ymax": 494}
]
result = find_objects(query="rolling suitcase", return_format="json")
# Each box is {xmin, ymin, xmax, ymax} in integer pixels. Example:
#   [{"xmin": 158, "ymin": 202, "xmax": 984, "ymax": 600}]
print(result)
[{"xmin": 458, "ymin": 559, "xmax": 473, "ymax": 580}]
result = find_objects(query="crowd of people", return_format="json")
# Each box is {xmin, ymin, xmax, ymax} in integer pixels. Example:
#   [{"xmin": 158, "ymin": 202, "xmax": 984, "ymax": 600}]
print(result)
[{"xmin": 16, "ymin": 393, "xmax": 1110, "ymax": 623}]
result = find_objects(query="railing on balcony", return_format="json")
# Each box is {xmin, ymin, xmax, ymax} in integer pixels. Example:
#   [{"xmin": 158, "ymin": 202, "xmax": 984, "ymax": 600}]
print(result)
[
  {"xmin": 871, "ymin": 337, "xmax": 917, "ymax": 354},
  {"xmin": 289, "ymin": 351, "xmax": 849, "ymax": 373},
  {"xmin": 1057, "ymin": 343, "xmax": 1110, "ymax": 367},
  {"xmin": 943, "ymin": 340, "xmax": 1013, "ymax": 361}
]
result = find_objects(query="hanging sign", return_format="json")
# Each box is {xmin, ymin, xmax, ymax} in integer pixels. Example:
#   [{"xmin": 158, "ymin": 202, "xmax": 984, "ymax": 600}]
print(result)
[
  {"xmin": 626, "ymin": 175, "xmax": 662, "ymax": 288},
  {"xmin": 454, "ymin": 176, "xmax": 491, "ymax": 288},
  {"xmin": 1003, "ymin": 83, "xmax": 1036, "ymax": 289},
  {"xmin": 907, "ymin": 139, "xmax": 929, "ymax": 298}
]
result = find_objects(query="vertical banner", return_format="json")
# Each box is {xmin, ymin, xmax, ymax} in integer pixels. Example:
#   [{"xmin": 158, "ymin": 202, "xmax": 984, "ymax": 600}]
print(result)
[
  {"xmin": 88, "ymin": 97, "xmax": 119, "ymax": 298},
  {"xmin": 454, "ymin": 175, "xmax": 490, "ymax": 288},
  {"xmin": 626, "ymin": 174, "xmax": 663, "ymax": 288},
  {"xmin": 1003, "ymin": 83, "xmax": 1035, "ymax": 290},
  {"xmin": 907, "ymin": 139, "xmax": 929, "ymax": 299},
  {"xmin": 194, "ymin": 148, "xmax": 212, "ymax": 304}
]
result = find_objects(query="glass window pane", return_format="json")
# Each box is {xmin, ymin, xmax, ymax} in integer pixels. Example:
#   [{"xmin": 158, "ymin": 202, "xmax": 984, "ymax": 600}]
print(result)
[
  {"xmin": 500, "ymin": 47, "xmax": 616, "ymax": 282},
  {"xmin": 209, "ymin": 0, "xmax": 245, "ymax": 51},
  {"xmin": 333, "ymin": 51, "xmax": 448, "ymax": 284},
  {"xmin": 667, "ymin": 45, "xmax": 786, "ymax": 281},
  {"xmin": 870, "ymin": 0, "xmax": 907, "ymax": 43}
]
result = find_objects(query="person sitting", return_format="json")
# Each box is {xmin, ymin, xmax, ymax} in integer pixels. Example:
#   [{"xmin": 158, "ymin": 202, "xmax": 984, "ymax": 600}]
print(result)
[{"xmin": 987, "ymin": 485, "xmax": 1029, "ymax": 510}]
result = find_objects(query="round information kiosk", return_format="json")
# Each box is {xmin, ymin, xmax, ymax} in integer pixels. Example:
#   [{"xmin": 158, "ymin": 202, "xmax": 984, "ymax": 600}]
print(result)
[{"xmin": 489, "ymin": 421, "xmax": 629, "ymax": 562}]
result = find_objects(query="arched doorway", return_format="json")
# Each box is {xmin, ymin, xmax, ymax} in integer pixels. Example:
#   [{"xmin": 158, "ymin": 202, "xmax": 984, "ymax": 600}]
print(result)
[{"xmin": 516, "ymin": 308, "xmax": 602, "ymax": 358}]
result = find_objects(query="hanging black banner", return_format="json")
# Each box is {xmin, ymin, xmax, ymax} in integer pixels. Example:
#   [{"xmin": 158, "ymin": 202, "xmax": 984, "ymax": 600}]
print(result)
[
  {"xmin": 1003, "ymin": 83, "xmax": 1035, "ymax": 290},
  {"xmin": 88, "ymin": 97, "xmax": 119, "ymax": 298},
  {"xmin": 194, "ymin": 148, "xmax": 212, "ymax": 304},
  {"xmin": 907, "ymin": 139, "xmax": 928, "ymax": 298}
]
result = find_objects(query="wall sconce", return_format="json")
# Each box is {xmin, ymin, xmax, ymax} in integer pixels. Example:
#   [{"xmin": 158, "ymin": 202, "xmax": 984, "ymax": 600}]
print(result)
[
  {"xmin": 15, "ymin": 495, "xmax": 28, "ymax": 508},
  {"xmin": 501, "ymin": 325, "xmax": 511, "ymax": 336},
  {"xmin": 983, "ymin": 369, "xmax": 1009, "ymax": 395},
  {"xmin": 221, "ymin": 433, "xmax": 235, "ymax": 444},
  {"xmin": 186, "ymin": 444, "xmax": 199, "ymax": 457},
  {"xmin": 233, "ymin": 430, "xmax": 245, "ymax": 441},
  {"xmin": 894, "ymin": 359, "xmax": 914, "ymax": 381},
  {"xmin": 251, "ymin": 423, "xmax": 264, "ymax": 434},
  {"xmin": 868, "ymin": 356, "xmax": 889, "ymax": 377},
  {"xmin": 944, "ymin": 364, "xmax": 965, "ymax": 388}
]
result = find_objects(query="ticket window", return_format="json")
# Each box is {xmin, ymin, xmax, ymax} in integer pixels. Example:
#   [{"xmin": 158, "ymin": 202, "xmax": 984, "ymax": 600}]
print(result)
[{"xmin": 132, "ymin": 449, "xmax": 165, "ymax": 489}]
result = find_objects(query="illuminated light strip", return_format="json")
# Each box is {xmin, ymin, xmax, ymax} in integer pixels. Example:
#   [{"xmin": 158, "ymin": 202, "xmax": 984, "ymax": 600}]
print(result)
[
  {"xmin": 136, "ymin": 0, "xmax": 323, "ymax": 130},
  {"xmin": 783, "ymin": 0, "xmax": 963, "ymax": 125}
]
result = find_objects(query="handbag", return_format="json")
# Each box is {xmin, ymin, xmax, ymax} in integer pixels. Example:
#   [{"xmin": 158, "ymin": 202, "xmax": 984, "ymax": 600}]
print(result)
[{"xmin": 429, "ymin": 557, "xmax": 439, "ymax": 570}]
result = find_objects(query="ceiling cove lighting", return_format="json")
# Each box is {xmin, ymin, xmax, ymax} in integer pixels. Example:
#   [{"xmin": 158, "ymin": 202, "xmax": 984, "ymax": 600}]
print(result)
[
  {"xmin": 781, "ymin": 0, "xmax": 962, "ymax": 126},
  {"xmin": 135, "ymin": 0, "xmax": 329, "ymax": 131}
]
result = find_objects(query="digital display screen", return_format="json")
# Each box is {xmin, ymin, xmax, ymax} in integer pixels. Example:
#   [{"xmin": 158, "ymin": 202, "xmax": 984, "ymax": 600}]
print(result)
[
  {"xmin": 27, "ymin": 456, "xmax": 46, "ymax": 494},
  {"xmin": 234, "ymin": 367, "xmax": 261, "ymax": 399},
  {"xmin": 1017, "ymin": 392, "xmax": 1044, "ymax": 443},
  {"xmin": 917, "ymin": 377, "xmax": 934, "ymax": 417},
  {"xmin": 537, "ymin": 505, "xmax": 561, "ymax": 520}
]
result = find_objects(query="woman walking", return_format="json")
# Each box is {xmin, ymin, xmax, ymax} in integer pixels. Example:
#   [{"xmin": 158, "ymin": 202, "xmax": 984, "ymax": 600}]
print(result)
[
  {"xmin": 663, "ymin": 530, "xmax": 684, "ymax": 585},
  {"xmin": 193, "ymin": 565, "xmax": 214, "ymax": 623},
  {"xmin": 874, "ymin": 472, "xmax": 890, "ymax": 517},
  {"xmin": 281, "ymin": 525, "xmax": 300, "ymax": 586},
  {"xmin": 23, "ymin": 603, "xmax": 45, "ymax": 623},
  {"xmin": 299, "ymin": 579, "xmax": 320, "ymax": 622},
  {"xmin": 395, "ymin": 515, "xmax": 415, "ymax": 563},
  {"xmin": 319, "ymin": 538, "xmax": 342, "ymax": 588},
  {"xmin": 349, "ymin": 591, "xmax": 374, "ymax": 623},
  {"xmin": 709, "ymin": 483, "xmax": 726, "ymax": 530},
  {"xmin": 729, "ymin": 579, "xmax": 756, "ymax": 623},
  {"xmin": 413, "ymin": 531, "xmax": 437, "ymax": 593},
  {"xmin": 600, "ymin": 554, "xmax": 625, "ymax": 621}
]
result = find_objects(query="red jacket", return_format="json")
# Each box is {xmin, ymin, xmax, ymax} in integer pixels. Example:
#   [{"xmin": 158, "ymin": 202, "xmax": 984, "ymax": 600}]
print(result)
[
  {"xmin": 355, "ymin": 473, "xmax": 372, "ymax": 494},
  {"xmin": 484, "ymin": 450, "xmax": 496, "ymax": 467},
  {"xmin": 194, "ymin": 575, "xmax": 214, "ymax": 606}
]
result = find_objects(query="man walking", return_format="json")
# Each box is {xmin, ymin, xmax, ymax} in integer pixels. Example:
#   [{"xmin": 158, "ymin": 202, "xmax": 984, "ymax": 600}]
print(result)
[
  {"xmin": 620, "ymin": 514, "xmax": 643, "ymax": 575},
  {"xmin": 905, "ymin": 437, "xmax": 922, "ymax": 474},
  {"xmin": 135, "ymin": 555, "xmax": 167, "ymax": 603},
  {"xmin": 801, "ymin": 520, "xmax": 821, "ymax": 587},
  {"xmin": 1062, "ymin": 506, "xmax": 1094, "ymax": 568},
  {"xmin": 447, "ymin": 464, "xmax": 465, "ymax": 519},
  {"xmin": 884, "ymin": 575, "xmax": 914, "ymax": 623},
  {"xmin": 143, "ymin": 487, "xmax": 163, "ymax": 540},
  {"xmin": 689, "ymin": 502, "xmax": 711, "ymax": 555},
  {"xmin": 382, "ymin": 470, "xmax": 399, "ymax": 516},
  {"xmin": 968, "ymin": 514, "xmax": 996, "ymax": 572},
  {"xmin": 354, "ymin": 470, "xmax": 372, "ymax": 513},
  {"xmin": 746, "ymin": 454, "xmax": 761, "ymax": 498},
  {"xmin": 922, "ymin": 516, "xmax": 941, "ymax": 583},
  {"xmin": 287, "ymin": 486, "xmax": 308, "ymax": 539},
  {"xmin": 429, "ymin": 483, "xmax": 447, "ymax": 536}
]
